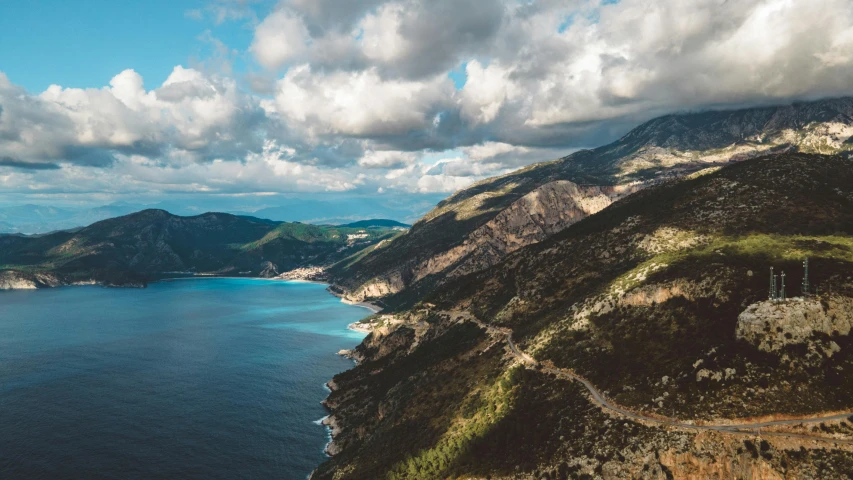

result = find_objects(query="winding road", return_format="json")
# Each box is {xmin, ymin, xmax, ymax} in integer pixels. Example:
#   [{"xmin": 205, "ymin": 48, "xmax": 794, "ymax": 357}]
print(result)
[{"xmin": 446, "ymin": 310, "xmax": 853, "ymax": 445}]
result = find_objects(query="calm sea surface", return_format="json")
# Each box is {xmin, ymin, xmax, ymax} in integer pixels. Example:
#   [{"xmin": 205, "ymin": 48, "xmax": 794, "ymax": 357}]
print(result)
[{"xmin": 0, "ymin": 278, "xmax": 368, "ymax": 479}]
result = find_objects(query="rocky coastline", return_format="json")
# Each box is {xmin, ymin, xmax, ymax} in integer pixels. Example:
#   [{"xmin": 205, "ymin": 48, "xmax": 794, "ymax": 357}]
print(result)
[
  {"xmin": 0, "ymin": 270, "xmax": 146, "ymax": 290},
  {"xmin": 320, "ymin": 379, "xmax": 345, "ymax": 457},
  {"xmin": 313, "ymin": 287, "xmax": 394, "ymax": 468}
]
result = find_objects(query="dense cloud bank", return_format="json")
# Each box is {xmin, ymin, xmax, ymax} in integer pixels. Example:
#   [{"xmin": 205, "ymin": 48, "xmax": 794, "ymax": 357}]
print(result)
[{"xmin": 2, "ymin": 0, "xmax": 852, "ymax": 200}]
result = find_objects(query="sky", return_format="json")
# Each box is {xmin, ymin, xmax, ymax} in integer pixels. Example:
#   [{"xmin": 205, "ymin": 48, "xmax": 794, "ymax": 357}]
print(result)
[{"xmin": 1, "ymin": 0, "xmax": 853, "ymax": 211}]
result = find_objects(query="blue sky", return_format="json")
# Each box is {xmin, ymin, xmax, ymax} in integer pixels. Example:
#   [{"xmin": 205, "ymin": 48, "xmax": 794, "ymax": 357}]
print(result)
[
  {"xmin": 0, "ymin": 0, "xmax": 470, "ymax": 94},
  {"xmin": 0, "ymin": 0, "xmax": 260, "ymax": 92}
]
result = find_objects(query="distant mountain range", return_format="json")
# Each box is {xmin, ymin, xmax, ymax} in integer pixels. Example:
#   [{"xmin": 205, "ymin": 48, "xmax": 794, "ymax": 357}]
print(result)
[
  {"xmin": 0, "ymin": 196, "xmax": 437, "ymax": 235},
  {"xmin": 0, "ymin": 203, "xmax": 159, "ymax": 235},
  {"xmin": 337, "ymin": 219, "xmax": 410, "ymax": 229}
]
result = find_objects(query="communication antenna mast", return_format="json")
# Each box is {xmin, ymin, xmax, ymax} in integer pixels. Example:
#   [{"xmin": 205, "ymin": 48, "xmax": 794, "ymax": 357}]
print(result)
[
  {"xmin": 775, "ymin": 275, "xmax": 780, "ymax": 301},
  {"xmin": 769, "ymin": 267, "xmax": 777, "ymax": 300},
  {"xmin": 780, "ymin": 271, "xmax": 786, "ymax": 301},
  {"xmin": 802, "ymin": 257, "xmax": 810, "ymax": 296}
]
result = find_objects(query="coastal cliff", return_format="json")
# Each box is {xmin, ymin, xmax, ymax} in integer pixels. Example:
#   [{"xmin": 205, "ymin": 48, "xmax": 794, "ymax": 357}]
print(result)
[
  {"xmin": 315, "ymin": 153, "xmax": 853, "ymax": 479},
  {"xmin": 0, "ymin": 270, "xmax": 142, "ymax": 290},
  {"xmin": 0, "ymin": 270, "xmax": 63, "ymax": 290}
]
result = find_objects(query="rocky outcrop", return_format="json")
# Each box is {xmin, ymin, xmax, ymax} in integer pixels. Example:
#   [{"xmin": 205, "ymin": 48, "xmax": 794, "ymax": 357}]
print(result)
[
  {"xmin": 344, "ymin": 272, "xmax": 404, "ymax": 302},
  {"xmin": 0, "ymin": 270, "xmax": 63, "ymax": 290},
  {"xmin": 344, "ymin": 181, "xmax": 643, "ymax": 302},
  {"xmin": 257, "ymin": 261, "xmax": 279, "ymax": 278},
  {"xmin": 737, "ymin": 296, "xmax": 853, "ymax": 352}
]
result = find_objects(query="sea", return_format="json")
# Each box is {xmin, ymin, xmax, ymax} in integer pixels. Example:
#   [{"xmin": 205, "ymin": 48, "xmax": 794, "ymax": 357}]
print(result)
[{"xmin": 0, "ymin": 278, "xmax": 369, "ymax": 479}]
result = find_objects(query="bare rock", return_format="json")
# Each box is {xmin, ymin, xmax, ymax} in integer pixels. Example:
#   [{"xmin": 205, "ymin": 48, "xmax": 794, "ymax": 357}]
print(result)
[{"xmin": 737, "ymin": 296, "xmax": 853, "ymax": 352}]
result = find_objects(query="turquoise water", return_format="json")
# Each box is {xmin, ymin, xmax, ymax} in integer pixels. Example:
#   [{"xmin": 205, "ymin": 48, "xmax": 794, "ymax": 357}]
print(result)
[{"xmin": 0, "ymin": 278, "xmax": 368, "ymax": 479}]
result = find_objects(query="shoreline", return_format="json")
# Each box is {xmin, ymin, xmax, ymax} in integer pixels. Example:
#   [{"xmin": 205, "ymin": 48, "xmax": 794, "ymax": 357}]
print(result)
[
  {"xmin": 346, "ymin": 322, "xmax": 374, "ymax": 334},
  {"xmin": 314, "ymin": 289, "xmax": 381, "ymax": 467},
  {"xmin": 138, "ymin": 276, "xmax": 371, "ymax": 472},
  {"xmin": 2, "ymin": 271, "xmax": 384, "ymax": 317},
  {"xmin": 325, "ymin": 286, "xmax": 383, "ymax": 314},
  {"xmin": 341, "ymin": 299, "xmax": 383, "ymax": 314}
]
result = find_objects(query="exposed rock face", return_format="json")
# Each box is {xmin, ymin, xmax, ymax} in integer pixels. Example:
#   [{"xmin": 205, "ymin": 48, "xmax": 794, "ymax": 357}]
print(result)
[
  {"xmin": 345, "ymin": 272, "xmax": 405, "ymax": 302},
  {"xmin": 0, "ymin": 271, "xmax": 63, "ymax": 290},
  {"xmin": 654, "ymin": 438, "xmax": 783, "ymax": 480},
  {"xmin": 257, "ymin": 261, "xmax": 279, "ymax": 278},
  {"xmin": 0, "ymin": 271, "xmax": 38, "ymax": 290},
  {"xmin": 438, "ymin": 181, "xmax": 643, "ymax": 279},
  {"xmin": 345, "ymin": 181, "xmax": 643, "ymax": 302},
  {"xmin": 737, "ymin": 296, "xmax": 853, "ymax": 352}
]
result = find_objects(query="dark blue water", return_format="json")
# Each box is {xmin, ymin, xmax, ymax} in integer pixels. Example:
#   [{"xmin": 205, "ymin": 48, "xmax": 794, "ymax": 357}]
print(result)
[{"xmin": 0, "ymin": 278, "xmax": 368, "ymax": 480}]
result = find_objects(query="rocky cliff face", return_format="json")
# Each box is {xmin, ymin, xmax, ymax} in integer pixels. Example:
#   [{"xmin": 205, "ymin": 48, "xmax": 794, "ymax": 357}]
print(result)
[
  {"xmin": 0, "ymin": 271, "xmax": 62, "ymax": 290},
  {"xmin": 343, "ymin": 181, "xmax": 644, "ymax": 303}
]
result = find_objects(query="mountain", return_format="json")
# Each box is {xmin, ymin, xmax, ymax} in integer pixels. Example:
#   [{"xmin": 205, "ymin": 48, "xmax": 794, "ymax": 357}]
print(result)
[
  {"xmin": 66, "ymin": 202, "xmax": 148, "ymax": 227},
  {"xmin": 0, "ymin": 204, "xmax": 73, "ymax": 223},
  {"xmin": 0, "ymin": 220, "xmax": 16, "ymax": 233},
  {"xmin": 314, "ymin": 153, "xmax": 853, "ymax": 479},
  {"xmin": 245, "ymin": 195, "xmax": 443, "ymax": 225},
  {"xmin": 0, "ymin": 203, "xmax": 146, "ymax": 234},
  {"xmin": 0, "ymin": 194, "xmax": 441, "ymax": 235},
  {"xmin": 338, "ymin": 219, "xmax": 411, "ymax": 229},
  {"xmin": 329, "ymin": 97, "xmax": 853, "ymax": 309},
  {"xmin": 0, "ymin": 210, "xmax": 400, "ymax": 289}
]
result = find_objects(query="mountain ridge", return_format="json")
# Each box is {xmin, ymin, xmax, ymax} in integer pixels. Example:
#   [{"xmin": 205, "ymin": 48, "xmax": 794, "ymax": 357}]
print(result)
[{"xmin": 329, "ymin": 96, "xmax": 853, "ymax": 310}]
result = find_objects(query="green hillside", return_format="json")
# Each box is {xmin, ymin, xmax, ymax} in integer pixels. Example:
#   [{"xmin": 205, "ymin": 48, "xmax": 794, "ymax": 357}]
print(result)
[
  {"xmin": 0, "ymin": 210, "xmax": 397, "ymax": 286},
  {"xmin": 315, "ymin": 153, "xmax": 853, "ymax": 479}
]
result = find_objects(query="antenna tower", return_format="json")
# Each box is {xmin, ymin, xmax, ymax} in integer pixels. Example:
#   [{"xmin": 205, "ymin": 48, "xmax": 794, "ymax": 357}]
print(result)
[{"xmin": 769, "ymin": 267, "xmax": 777, "ymax": 300}]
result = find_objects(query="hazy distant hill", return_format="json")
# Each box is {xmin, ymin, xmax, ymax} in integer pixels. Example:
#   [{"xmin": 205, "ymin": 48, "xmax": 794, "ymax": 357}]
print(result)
[
  {"xmin": 338, "ymin": 219, "xmax": 411, "ymax": 229},
  {"xmin": 0, "ymin": 195, "xmax": 440, "ymax": 235},
  {"xmin": 0, "ymin": 203, "xmax": 145, "ymax": 234},
  {"xmin": 246, "ymin": 195, "xmax": 442, "ymax": 225}
]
